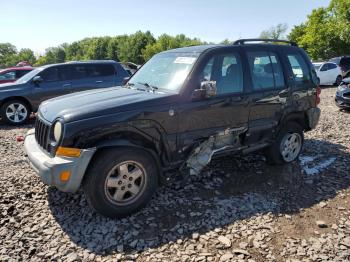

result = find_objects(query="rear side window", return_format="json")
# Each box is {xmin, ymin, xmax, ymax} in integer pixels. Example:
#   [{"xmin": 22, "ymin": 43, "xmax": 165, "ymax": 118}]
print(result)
[
  {"xmin": 328, "ymin": 63, "xmax": 337, "ymax": 70},
  {"xmin": 286, "ymin": 53, "xmax": 312, "ymax": 84},
  {"xmin": 87, "ymin": 64, "xmax": 115, "ymax": 78},
  {"xmin": 71, "ymin": 65, "xmax": 88, "ymax": 79},
  {"xmin": 247, "ymin": 51, "xmax": 285, "ymax": 90}
]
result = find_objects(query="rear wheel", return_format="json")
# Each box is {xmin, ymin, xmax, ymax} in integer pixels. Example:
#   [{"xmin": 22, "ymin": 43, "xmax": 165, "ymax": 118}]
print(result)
[
  {"xmin": 83, "ymin": 148, "xmax": 159, "ymax": 218},
  {"xmin": 335, "ymin": 75, "xmax": 342, "ymax": 86},
  {"xmin": 265, "ymin": 122, "xmax": 304, "ymax": 165},
  {"xmin": 1, "ymin": 100, "xmax": 30, "ymax": 125}
]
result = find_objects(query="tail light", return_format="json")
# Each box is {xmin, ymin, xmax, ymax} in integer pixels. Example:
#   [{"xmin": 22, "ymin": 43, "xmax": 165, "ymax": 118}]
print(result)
[{"xmin": 316, "ymin": 86, "xmax": 321, "ymax": 105}]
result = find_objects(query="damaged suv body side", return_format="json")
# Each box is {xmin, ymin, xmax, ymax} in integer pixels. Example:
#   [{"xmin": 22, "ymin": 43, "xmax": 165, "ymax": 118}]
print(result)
[{"xmin": 25, "ymin": 39, "xmax": 321, "ymax": 217}]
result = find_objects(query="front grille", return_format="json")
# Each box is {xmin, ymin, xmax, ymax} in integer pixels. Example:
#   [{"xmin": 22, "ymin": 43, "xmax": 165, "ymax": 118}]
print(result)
[
  {"xmin": 343, "ymin": 92, "xmax": 350, "ymax": 98},
  {"xmin": 35, "ymin": 117, "xmax": 51, "ymax": 151}
]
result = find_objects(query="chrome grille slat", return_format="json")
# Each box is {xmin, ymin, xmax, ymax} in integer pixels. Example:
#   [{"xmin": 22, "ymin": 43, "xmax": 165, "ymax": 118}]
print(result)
[{"xmin": 34, "ymin": 117, "xmax": 51, "ymax": 152}]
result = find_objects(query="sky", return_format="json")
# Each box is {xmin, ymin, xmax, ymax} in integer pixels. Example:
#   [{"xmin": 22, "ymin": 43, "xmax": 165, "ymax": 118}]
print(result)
[{"xmin": 0, "ymin": 0, "xmax": 330, "ymax": 54}]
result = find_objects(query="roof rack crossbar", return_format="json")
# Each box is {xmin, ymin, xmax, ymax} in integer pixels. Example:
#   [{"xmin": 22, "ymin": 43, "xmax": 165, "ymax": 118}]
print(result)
[{"xmin": 233, "ymin": 38, "xmax": 298, "ymax": 47}]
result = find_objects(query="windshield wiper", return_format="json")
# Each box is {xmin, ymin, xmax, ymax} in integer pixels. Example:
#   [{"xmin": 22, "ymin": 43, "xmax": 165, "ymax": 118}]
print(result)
[{"xmin": 136, "ymin": 82, "xmax": 159, "ymax": 92}]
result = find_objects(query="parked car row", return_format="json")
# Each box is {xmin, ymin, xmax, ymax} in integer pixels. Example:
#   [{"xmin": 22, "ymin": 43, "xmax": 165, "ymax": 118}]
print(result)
[
  {"xmin": 0, "ymin": 60, "xmax": 129, "ymax": 124},
  {"xmin": 23, "ymin": 39, "xmax": 322, "ymax": 217}
]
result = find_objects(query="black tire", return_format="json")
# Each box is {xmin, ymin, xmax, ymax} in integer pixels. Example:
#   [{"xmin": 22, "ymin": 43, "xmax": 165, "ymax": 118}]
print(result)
[
  {"xmin": 83, "ymin": 147, "xmax": 159, "ymax": 218},
  {"xmin": 265, "ymin": 122, "xmax": 304, "ymax": 165},
  {"xmin": 1, "ymin": 100, "xmax": 30, "ymax": 125},
  {"xmin": 335, "ymin": 75, "xmax": 342, "ymax": 86}
]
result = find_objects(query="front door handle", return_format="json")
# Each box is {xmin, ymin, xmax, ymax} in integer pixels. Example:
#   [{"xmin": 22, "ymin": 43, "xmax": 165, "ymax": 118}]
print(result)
[
  {"xmin": 95, "ymin": 80, "xmax": 103, "ymax": 84},
  {"xmin": 231, "ymin": 96, "xmax": 243, "ymax": 102},
  {"xmin": 62, "ymin": 83, "xmax": 71, "ymax": 88}
]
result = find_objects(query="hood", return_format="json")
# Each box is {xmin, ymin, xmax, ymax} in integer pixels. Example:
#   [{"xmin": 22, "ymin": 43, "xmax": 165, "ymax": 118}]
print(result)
[
  {"xmin": 0, "ymin": 82, "xmax": 25, "ymax": 92},
  {"xmin": 39, "ymin": 86, "xmax": 176, "ymax": 123}
]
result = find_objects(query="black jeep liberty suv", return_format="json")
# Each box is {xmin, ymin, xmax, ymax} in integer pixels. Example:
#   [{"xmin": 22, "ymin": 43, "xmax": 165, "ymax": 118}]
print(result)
[{"xmin": 25, "ymin": 39, "xmax": 321, "ymax": 217}]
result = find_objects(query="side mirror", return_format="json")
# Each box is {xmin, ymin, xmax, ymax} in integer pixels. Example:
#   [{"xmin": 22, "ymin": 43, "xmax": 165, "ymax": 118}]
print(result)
[
  {"xmin": 201, "ymin": 81, "xmax": 217, "ymax": 98},
  {"xmin": 191, "ymin": 81, "xmax": 217, "ymax": 100},
  {"xmin": 122, "ymin": 77, "xmax": 130, "ymax": 85},
  {"xmin": 32, "ymin": 76, "xmax": 43, "ymax": 85}
]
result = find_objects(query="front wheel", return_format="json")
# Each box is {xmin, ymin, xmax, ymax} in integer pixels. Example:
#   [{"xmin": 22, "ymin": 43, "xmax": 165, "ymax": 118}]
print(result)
[
  {"xmin": 1, "ymin": 100, "xmax": 30, "ymax": 125},
  {"xmin": 83, "ymin": 148, "xmax": 159, "ymax": 218},
  {"xmin": 265, "ymin": 122, "xmax": 304, "ymax": 165}
]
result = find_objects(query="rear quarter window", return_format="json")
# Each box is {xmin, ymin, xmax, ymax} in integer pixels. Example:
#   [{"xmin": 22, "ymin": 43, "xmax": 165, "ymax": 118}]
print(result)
[{"xmin": 286, "ymin": 53, "xmax": 313, "ymax": 85}]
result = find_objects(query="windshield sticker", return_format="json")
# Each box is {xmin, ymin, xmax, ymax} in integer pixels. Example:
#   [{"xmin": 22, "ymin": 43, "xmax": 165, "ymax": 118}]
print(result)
[{"xmin": 174, "ymin": 57, "xmax": 196, "ymax": 64}]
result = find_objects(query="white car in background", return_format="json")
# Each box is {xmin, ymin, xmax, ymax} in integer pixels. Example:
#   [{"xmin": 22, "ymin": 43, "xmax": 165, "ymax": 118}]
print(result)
[{"xmin": 313, "ymin": 62, "xmax": 343, "ymax": 86}]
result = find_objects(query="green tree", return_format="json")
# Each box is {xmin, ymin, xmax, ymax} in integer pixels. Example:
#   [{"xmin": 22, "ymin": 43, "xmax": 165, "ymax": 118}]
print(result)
[
  {"xmin": 118, "ymin": 31, "xmax": 155, "ymax": 64},
  {"xmin": 0, "ymin": 43, "xmax": 17, "ymax": 67},
  {"xmin": 289, "ymin": 0, "xmax": 350, "ymax": 60},
  {"xmin": 17, "ymin": 48, "xmax": 36, "ymax": 65},
  {"xmin": 260, "ymin": 23, "xmax": 288, "ymax": 39},
  {"xmin": 142, "ymin": 34, "xmax": 203, "ymax": 61}
]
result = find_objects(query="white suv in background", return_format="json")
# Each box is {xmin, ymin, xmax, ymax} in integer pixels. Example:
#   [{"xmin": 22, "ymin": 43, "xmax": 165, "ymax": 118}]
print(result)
[{"xmin": 313, "ymin": 62, "xmax": 342, "ymax": 86}]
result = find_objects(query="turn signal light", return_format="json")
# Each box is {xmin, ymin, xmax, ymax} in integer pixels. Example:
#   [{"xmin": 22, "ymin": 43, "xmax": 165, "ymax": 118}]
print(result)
[
  {"xmin": 56, "ymin": 147, "xmax": 81, "ymax": 157},
  {"xmin": 60, "ymin": 171, "xmax": 71, "ymax": 182}
]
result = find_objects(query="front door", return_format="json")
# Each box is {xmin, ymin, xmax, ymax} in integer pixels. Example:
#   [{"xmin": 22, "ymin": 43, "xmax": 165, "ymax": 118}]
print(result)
[
  {"xmin": 31, "ymin": 66, "xmax": 73, "ymax": 107},
  {"xmin": 177, "ymin": 50, "xmax": 250, "ymax": 154}
]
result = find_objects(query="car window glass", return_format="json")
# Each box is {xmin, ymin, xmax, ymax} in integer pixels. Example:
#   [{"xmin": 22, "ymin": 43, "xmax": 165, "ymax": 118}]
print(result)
[
  {"xmin": 247, "ymin": 51, "xmax": 285, "ymax": 90},
  {"xmin": 0, "ymin": 71, "xmax": 16, "ymax": 80},
  {"xmin": 16, "ymin": 70, "xmax": 31, "ymax": 79},
  {"xmin": 286, "ymin": 54, "xmax": 311, "ymax": 84},
  {"xmin": 200, "ymin": 53, "xmax": 243, "ymax": 95},
  {"xmin": 87, "ymin": 64, "xmax": 115, "ymax": 77},
  {"xmin": 320, "ymin": 64, "xmax": 328, "ymax": 71},
  {"xmin": 328, "ymin": 63, "xmax": 337, "ymax": 70},
  {"xmin": 39, "ymin": 67, "xmax": 60, "ymax": 82},
  {"xmin": 58, "ymin": 66, "xmax": 73, "ymax": 81},
  {"xmin": 71, "ymin": 65, "xmax": 88, "ymax": 79}
]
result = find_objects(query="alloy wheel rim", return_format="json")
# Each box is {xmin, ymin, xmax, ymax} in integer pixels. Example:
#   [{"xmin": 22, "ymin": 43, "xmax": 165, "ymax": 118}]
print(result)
[
  {"xmin": 104, "ymin": 161, "xmax": 147, "ymax": 205},
  {"xmin": 6, "ymin": 103, "xmax": 28, "ymax": 123},
  {"xmin": 280, "ymin": 133, "xmax": 302, "ymax": 162}
]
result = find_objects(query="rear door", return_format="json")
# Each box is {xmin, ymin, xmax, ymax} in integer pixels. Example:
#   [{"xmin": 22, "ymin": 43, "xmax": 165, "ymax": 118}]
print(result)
[
  {"xmin": 86, "ymin": 63, "xmax": 116, "ymax": 89},
  {"xmin": 244, "ymin": 46, "xmax": 290, "ymax": 145}
]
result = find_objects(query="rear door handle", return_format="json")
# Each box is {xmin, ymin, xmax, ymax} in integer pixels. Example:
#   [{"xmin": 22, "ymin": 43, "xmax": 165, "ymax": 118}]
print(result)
[
  {"xmin": 95, "ymin": 80, "xmax": 103, "ymax": 84},
  {"xmin": 62, "ymin": 83, "xmax": 71, "ymax": 88}
]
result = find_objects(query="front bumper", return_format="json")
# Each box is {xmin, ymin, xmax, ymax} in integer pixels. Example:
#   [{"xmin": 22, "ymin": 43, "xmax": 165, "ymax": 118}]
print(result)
[
  {"xmin": 24, "ymin": 129, "xmax": 96, "ymax": 193},
  {"xmin": 335, "ymin": 90, "xmax": 350, "ymax": 109}
]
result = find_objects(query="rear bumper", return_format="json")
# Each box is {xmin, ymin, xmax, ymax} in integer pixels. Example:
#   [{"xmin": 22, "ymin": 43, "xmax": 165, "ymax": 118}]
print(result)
[
  {"xmin": 24, "ymin": 129, "xmax": 96, "ymax": 192},
  {"xmin": 306, "ymin": 107, "xmax": 321, "ymax": 130}
]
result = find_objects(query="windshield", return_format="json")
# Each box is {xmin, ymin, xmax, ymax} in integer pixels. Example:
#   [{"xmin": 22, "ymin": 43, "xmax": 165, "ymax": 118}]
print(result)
[
  {"xmin": 128, "ymin": 52, "xmax": 199, "ymax": 92},
  {"xmin": 16, "ymin": 67, "xmax": 44, "ymax": 84}
]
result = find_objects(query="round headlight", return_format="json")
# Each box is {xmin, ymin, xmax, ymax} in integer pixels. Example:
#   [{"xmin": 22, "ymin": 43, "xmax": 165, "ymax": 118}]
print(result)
[{"xmin": 53, "ymin": 121, "xmax": 62, "ymax": 142}]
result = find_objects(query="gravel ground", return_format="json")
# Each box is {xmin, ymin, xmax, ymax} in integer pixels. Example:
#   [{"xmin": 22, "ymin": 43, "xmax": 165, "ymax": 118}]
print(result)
[{"xmin": 0, "ymin": 87, "xmax": 349, "ymax": 262}]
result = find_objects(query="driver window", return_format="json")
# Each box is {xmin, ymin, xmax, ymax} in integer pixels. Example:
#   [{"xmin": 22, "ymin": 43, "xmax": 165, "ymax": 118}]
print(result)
[
  {"xmin": 39, "ymin": 67, "xmax": 60, "ymax": 82},
  {"xmin": 200, "ymin": 53, "xmax": 243, "ymax": 95}
]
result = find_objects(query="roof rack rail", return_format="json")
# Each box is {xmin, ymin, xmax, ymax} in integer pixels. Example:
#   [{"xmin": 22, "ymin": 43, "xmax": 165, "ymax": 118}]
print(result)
[{"xmin": 233, "ymin": 38, "xmax": 298, "ymax": 47}]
